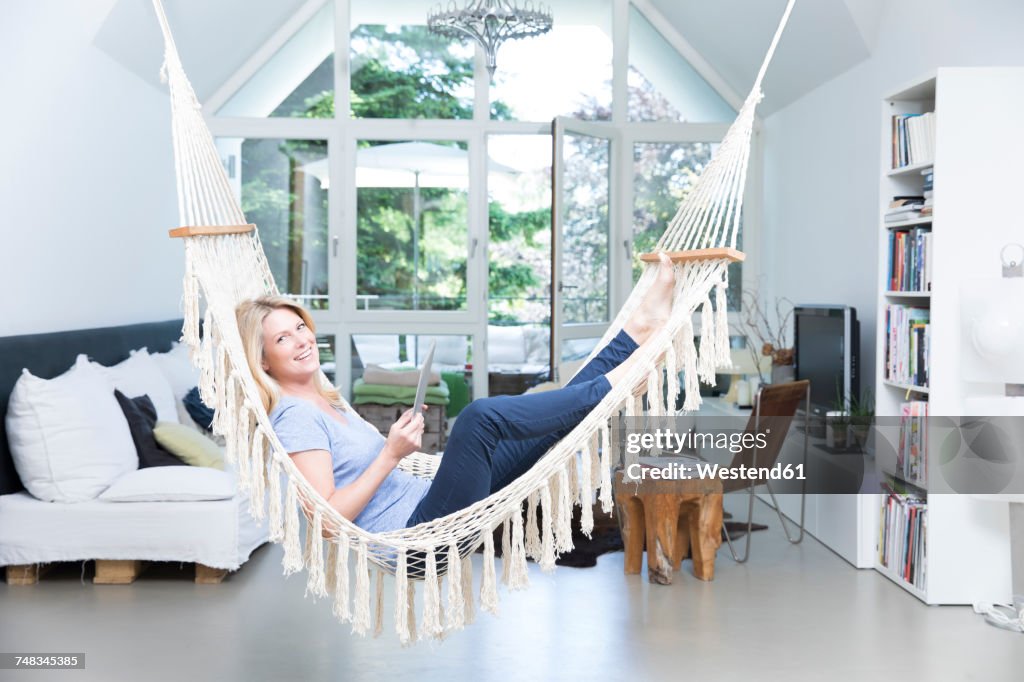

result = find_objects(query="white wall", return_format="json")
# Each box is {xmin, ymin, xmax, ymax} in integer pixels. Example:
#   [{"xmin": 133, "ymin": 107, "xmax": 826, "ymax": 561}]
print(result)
[
  {"xmin": 762, "ymin": 0, "xmax": 1024, "ymax": 393},
  {"xmin": 0, "ymin": 0, "xmax": 182, "ymax": 337}
]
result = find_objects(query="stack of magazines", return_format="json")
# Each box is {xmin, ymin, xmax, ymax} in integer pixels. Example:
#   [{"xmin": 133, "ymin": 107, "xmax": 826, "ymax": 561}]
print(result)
[
  {"xmin": 878, "ymin": 487, "xmax": 927, "ymax": 590},
  {"xmin": 885, "ymin": 196, "xmax": 925, "ymax": 224}
]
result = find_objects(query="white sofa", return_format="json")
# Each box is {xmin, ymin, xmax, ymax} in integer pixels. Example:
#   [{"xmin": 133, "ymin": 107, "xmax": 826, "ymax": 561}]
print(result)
[
  {"xmin": 0, "ymin": 461, "xmax": 268, "ymax": 573},
  {"xmin": 0, "ymin": 321, "xmax": 268, "ymax": 582}
]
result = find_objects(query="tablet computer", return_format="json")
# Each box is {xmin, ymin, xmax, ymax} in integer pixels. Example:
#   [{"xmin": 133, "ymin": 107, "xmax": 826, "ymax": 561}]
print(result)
[{"xmin": 412, "ymin": 340, "xmax": 437, "ymax": 417}]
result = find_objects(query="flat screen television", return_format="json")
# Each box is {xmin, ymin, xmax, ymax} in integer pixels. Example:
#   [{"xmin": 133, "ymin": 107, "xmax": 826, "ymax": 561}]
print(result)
[{"xmin": 793, "ymin": 305, "xmax": 859, "ymax": 417}]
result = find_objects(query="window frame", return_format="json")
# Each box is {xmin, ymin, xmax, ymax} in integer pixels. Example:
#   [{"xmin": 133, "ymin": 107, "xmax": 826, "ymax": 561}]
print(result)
[{"xmin": 204, "ymin": 0, "xmax": 758, "ymax": 400}]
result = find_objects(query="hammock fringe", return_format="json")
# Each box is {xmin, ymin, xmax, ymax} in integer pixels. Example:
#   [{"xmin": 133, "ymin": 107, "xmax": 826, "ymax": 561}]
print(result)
[
  {"xmin": 406, "ymin": 579, "xmax": 419, "ymax": 644},
  {"xmin": 554, "ymin": 468, "xmax": 573, "ymax": 554},
  {"xmin": 525, "ymin": 491, "xmax": 541, "ymax": 560},
  {"xmin": 480, "ymin": 531, "xmax": 499, "ymax": 614},
  {"xmin": 509, "ymin": 507, "xmax": 529, "ymax": 589},
  {"xmin": 445, "ymin": 543, "xmax": 465, "ymax": 630},
  {"xmin": 352, "ymin": 539, "xmax": 371, "ymax": 636},
  {"xmin": 267, "ymin": 458, "xmax": 283, "ymax": 543},
  {"xmin": 373, "ymin": 569, "xmax": 385, "ymax": 638},
  {"xmin": 599, "ymin": 422, "xmax": 613, "ymax": 513},
  {"xmin": 281, "ymin": 481, "xmax": 302, "ymax": 575},
  {"xmin": 305, "ymin": 509, "xmax": 327, "ymax": 599},
  {"xmin": 500, "ymin": 517, "xmax": 512, "ymax": 586},
  {"xmin": 333, "ymin": 534, "xmax": 351, "ymax": 623},
  {"xmin": 422, "ymin": 549, "xmax": 442, "ymax": 639},
  {"xmin": 579, "ymin": 444, "xmax": 594, "ymax": 536},
  {"xmin": 460, "ymin": 556, "xmax": 475, "ymax": 625},
  {"xmin": 394, "ymin": 550, "xmax": 410, "ymax": 643},
  {"xmin": 539, "ymin": 484, "xmax": 555, "ymax": 572}
]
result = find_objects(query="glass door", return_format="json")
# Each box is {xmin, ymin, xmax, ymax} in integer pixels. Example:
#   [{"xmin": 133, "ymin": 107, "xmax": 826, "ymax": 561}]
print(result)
[{"xmin": 552, "ymin": 117, "xmax": 617, "ymax": 381}]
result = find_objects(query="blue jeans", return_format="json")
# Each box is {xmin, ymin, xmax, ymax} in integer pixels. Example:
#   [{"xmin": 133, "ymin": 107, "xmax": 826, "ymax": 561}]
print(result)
[{"xmin": 405, "ymin": 329, "xmax": 639, "ymax": 527}]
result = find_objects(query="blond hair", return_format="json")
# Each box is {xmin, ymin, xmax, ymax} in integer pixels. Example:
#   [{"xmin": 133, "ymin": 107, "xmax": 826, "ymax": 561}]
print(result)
[{"xmin": 235, "ymin": 295, "xmax": 344, "ymax": 414}]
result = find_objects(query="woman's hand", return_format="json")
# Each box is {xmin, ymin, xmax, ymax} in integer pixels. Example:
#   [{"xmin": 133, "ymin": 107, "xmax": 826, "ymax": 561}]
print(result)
[{"xmin": 381, "ymin": 407, "xmax": 425, "ymax": 464}]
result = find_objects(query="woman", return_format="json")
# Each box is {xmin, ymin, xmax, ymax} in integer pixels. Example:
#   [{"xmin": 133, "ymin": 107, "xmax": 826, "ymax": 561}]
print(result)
[{"xmin": 236, "ymin": 253, "xmax": 675, "ymax": 534}]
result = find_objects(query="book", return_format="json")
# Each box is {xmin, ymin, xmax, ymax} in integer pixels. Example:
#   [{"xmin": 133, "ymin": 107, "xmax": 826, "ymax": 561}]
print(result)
[
  {"xmin": 887, "ymin": 229, "xmax": 931, "ymax": 290},
  {"xmin": 885, "ymin": 304, "xmax": 930, "ymax": 383},
  {"xmin": 878, "ymin": 489, "xmax": 927, "ymax": 589},
  {"xmin": 891, "ymin": 112, "xmax": 936, "ymax": 168}
]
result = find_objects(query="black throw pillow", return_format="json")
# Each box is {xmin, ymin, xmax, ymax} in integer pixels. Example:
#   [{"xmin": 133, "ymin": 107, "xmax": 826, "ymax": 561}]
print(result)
[
  {"xmin": 113, "ymin": 390, "xmax": 188, "ymax": 468},
  {"xmin": 183, "ymin": 386, "xmax": 215, "ymax": 432}
]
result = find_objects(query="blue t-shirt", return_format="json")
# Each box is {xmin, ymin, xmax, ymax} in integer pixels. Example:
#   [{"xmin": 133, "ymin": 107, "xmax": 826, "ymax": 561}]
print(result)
[{"xmin": 269, "ymin": 395, "xmax": 430, "ymax": 533}]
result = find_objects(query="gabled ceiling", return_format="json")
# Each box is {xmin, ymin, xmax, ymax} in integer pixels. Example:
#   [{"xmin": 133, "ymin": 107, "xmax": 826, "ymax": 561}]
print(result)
[
  {"xmin": 93, "ymin": 0, "xmax": 308, "ymax": 103},
  {"xmin": 647, "ymin": 0, "xmax": 883, "ymax": 115},
  {"xmin": 94, "ymin": 0, "xmax": 882, "ymax": 116}
]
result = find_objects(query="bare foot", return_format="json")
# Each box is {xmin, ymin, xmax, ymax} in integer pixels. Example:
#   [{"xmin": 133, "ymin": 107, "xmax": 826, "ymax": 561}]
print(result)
[{"xmin": 623, "ymin": 252, "xmax": 675, "ymax": 345}]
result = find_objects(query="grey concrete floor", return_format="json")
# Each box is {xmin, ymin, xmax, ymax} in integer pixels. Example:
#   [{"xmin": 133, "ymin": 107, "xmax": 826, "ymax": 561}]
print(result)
[{"xmin": 1, "ymin": 497, "xmax": 1021, "ymax": 682}]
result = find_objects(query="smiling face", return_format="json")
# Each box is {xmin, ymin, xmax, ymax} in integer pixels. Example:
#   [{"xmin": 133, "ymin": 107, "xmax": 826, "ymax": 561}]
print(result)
[{"xmin": 260, "ymin": 307, "xmax": 320, "ymax": 386}]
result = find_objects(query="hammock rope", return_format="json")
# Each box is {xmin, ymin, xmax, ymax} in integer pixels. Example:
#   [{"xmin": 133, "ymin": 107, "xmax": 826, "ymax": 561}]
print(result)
[{"xmin": 151, "ymin": 0, "xmax": 795, "ymax": 644}]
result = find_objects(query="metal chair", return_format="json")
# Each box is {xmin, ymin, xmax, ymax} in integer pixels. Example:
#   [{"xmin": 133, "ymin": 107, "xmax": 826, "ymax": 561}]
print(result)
[{"xmin": 716, "ymin": 380, "xmax": 811, "ymax": 563}]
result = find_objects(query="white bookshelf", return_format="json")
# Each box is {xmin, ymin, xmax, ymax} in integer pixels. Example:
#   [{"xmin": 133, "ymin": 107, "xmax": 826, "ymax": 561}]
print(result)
[{"xmin": 871, "ymin": 69, "xmax": 1017, "ymax": 605}]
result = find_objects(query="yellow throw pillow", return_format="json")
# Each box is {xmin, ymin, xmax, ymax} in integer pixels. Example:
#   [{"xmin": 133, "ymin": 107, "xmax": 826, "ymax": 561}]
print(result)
[{"xmin": 153, "ymin": 421, "xmax": 225, "ymax": 470}]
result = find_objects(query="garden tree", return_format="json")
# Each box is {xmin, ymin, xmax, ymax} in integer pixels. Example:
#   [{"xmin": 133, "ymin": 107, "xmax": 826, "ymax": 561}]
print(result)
[
  {"xmin": 623, "ymin": 74, "xmax": 741, "ymax": 309},
  {"xmin": 240, "ymin": 138, "xmax": 330, "ymax": 309},
  {"xmin": 487, "ymin": 202, "xmax": 549, "ymax": 323},
  {"xmin": 552, "ymin": 69, "xmax": 741, "ymax": 326},
  {"xmin": 243, "ymin": 25, "xmax": 529, "ymax": 315}
]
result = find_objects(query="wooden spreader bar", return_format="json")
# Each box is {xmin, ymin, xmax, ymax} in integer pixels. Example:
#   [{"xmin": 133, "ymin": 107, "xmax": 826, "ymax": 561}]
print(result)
[
  {"xmin": 169, "ymin": 224, "xmax": 256, "ymax": 238},
  {"xmin": 639, "ymin": 247, "xmax": 745, "ymax": 264}
]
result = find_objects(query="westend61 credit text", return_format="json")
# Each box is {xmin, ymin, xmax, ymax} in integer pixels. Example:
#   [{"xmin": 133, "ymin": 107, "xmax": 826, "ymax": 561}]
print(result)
[
  {"xmin": 622, "ymin": 427, "xmax": 806, "ymax": 482},
  {"xmin": 624, "ymin": 461, "xmax": 806, "ymax": 482}
]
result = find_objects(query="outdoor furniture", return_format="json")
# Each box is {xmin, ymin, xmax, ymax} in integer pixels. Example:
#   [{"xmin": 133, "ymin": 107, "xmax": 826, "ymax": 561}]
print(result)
[{"xmin": 353, "ymin": 402, "xmax": 448, "ymax": 453}]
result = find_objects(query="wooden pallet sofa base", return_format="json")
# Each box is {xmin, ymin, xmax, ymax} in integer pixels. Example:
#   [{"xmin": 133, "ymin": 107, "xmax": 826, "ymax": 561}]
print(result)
[{"xmin": 5, "ymin": 561, "xmax": 231, "ymax": 585}]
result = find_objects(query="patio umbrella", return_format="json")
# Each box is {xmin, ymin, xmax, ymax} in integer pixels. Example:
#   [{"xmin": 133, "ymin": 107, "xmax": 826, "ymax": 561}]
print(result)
[{"xmin": 301, "ymin": 142, "xmax": 517, "ymax": 309}]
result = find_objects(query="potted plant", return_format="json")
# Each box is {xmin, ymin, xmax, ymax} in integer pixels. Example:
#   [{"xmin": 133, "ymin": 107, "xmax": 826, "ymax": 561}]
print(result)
[
  {"xmin": 827, "ymin": 381, "xmax": 851, "ymax": 449},
  {"xmin": 734, "ymin": 291, "xmax": 794, "ymax": 384},
  {"xmin": 848, "ymin": 387, "xmax": 874, "ymax": 450}
]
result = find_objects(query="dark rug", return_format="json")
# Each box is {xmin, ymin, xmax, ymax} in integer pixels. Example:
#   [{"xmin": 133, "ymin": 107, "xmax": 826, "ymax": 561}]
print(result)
[
  {"xmin": 487, "ymin": 505, "xmax": 767, "ymax": 568},
  {"xmin": 554, "ymin": 514, "xmax": 768, "ymax": 568}
]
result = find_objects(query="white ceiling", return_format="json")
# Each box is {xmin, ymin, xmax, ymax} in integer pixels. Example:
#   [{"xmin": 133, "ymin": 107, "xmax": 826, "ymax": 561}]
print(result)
[
  {"xmin": 93, "ymin": 0, "xmax": 308, "ymax": 102},
  {"xmin": 94, "ymin": 0, "xmax": 883, "ymax": 115},
  {"xmin": 647, "ymin": 0, "xmax": 883, "ymax": 115}
]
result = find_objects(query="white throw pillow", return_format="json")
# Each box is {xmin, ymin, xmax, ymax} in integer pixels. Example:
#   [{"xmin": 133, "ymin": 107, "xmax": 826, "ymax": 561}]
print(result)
[
  {"xmin": 5, "ymin": 356, "xmax": 138, "ymax": 502},
  {"xmin": 487, "ymin": 326, "xmax": 527, "ymax": 365},
  {"xmin": 92, "ymin": 349, "xmax": 179, "ymax": 424},
  {"xmin": 151, "ymin": 342, "xmax": 200, "ymax": 401},
  {"xmin": 98, "ymin": 466, "xmax": 235, "ymax": 502}
]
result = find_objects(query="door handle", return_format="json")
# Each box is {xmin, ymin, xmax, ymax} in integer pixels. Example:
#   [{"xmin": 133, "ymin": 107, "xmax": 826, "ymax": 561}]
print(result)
[
  {"xmin": 470, "ymin": 237, "xmax": 479, "ymax": 259},
  {"xmin": 332, "ymin": 235, "xmax": 339, "ymax": 257},
  {"xmin": 623, "ymin": 239, "xmax": 631, "ymax": 260}
]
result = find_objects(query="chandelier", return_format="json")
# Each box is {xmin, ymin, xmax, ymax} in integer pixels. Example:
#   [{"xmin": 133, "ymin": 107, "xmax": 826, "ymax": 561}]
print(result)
[{"xmin": 427, "ymin": 0, "xmax": 554, "ymax": 78}]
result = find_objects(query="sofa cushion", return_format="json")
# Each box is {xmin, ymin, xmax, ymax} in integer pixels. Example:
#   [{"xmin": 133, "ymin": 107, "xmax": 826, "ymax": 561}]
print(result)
[
  {"xmin": 93, "ymin": 349, "xmax": 179, "ymax": 424},
  {"xmin": 5, "ymin": 355, "xmax": 137, "ymax": 502},
  {"xmin": 97, "ymin": 466, "xmax": 234, "ymax": 502},
  {"xmin": 523, "ymin": 326, "xmax": 551, "ymax": 365},
  {"xmin": 153, "ymin": 421, "xmax": 225, "ymax": 470},
  {"xmin": 113, "ymin": 390, "xmax": 188, "ymax": 469},
  {"xmin": 182, "ymin": 386, "xmax": 215, "ymax": 431},
  {"xmin": 488, "ymin": 326, "xmax": 527, "ymax": 365},
  {"xmin": 151, "ymin": 342, "xmax": 201, "ymax": 402}
]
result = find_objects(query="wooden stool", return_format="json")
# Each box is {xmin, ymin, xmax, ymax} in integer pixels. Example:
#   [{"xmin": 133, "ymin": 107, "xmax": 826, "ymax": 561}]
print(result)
[{"xmin": 613, "ymin": 467, "xmax": 723, "ymax": 585}]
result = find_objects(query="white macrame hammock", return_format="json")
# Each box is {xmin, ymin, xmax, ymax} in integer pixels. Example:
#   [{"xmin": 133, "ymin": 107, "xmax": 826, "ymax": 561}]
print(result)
[{"xmin": 152, "ymin": 0, "xmax": 794, "ymax": 644}]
